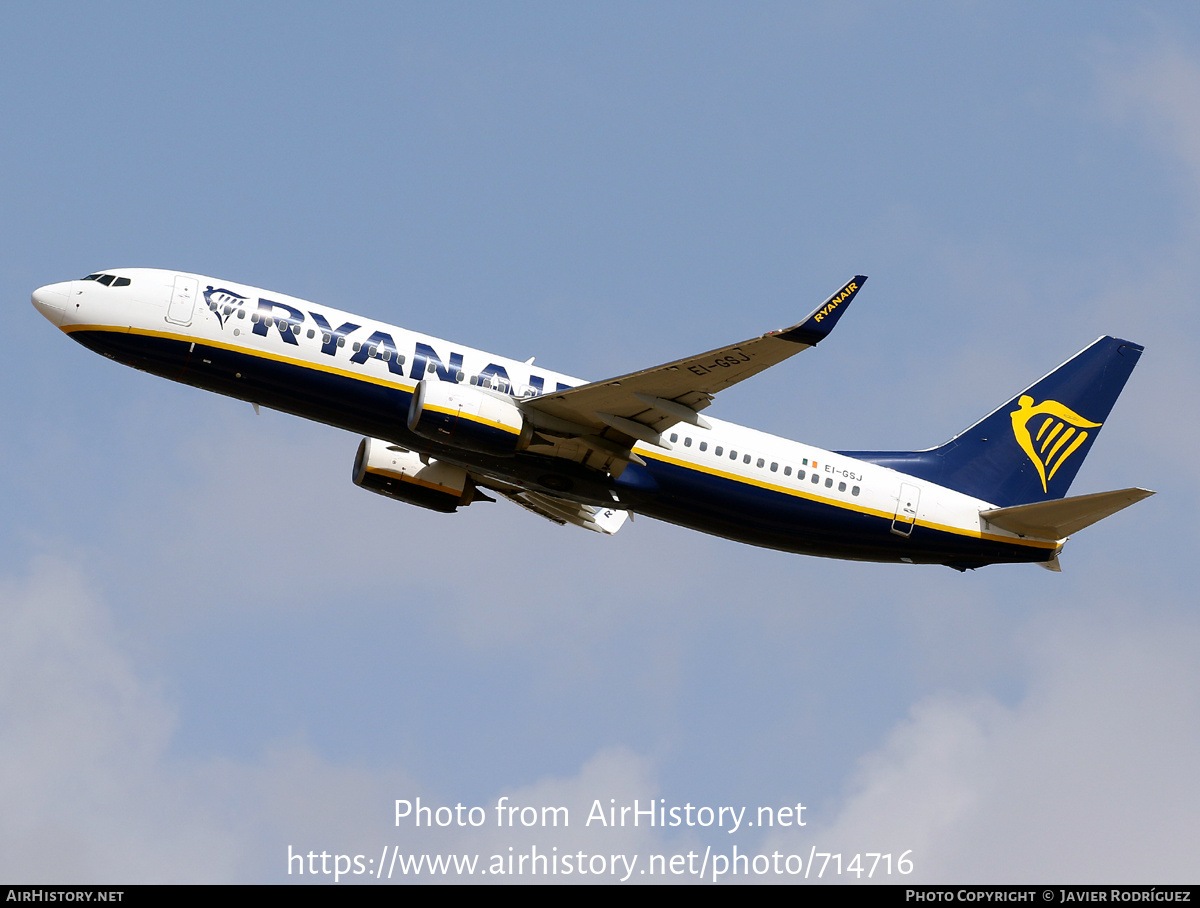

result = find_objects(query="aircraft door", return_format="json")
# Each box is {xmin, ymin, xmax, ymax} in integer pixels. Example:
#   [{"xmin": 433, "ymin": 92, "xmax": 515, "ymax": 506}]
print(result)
[
  {"xmin": 166, "ymin": 274, "xmax": 199, "ymax": 326},
  {"xmin": 891, "ymin": 482, "xmax": 920, "ymax": 537}
]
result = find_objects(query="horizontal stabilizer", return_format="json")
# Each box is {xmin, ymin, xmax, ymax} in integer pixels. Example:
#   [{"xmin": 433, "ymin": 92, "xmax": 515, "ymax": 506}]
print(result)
[{"xmin": 981, "ymin": 487, "xmax": 1154, "ymax": 540}]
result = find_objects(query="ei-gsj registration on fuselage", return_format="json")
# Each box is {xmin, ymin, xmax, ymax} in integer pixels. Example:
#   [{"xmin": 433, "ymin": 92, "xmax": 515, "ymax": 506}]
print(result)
[{"xmin": 31, "ymin": 269, "xmax": 1153, "ymax": 571}]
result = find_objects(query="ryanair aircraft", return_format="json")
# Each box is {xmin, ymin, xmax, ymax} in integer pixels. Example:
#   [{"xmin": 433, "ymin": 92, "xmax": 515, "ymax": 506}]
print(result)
[{"xmin": 32, "ymin": 269, "xmax": 1151, "ymax": 570}]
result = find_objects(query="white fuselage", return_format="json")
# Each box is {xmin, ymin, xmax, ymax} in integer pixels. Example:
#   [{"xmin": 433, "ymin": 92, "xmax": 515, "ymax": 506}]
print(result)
[{"xmin": 32, "ymin": 268, "xmax": 1056, "ymax": 567}]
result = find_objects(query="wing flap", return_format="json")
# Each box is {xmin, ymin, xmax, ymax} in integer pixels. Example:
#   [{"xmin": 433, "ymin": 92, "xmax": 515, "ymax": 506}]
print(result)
[
  {"xmin": 502, "ymin": 489, "xmax": 630, "ymax": 535},
  {"xmin": 475, "ymin": 475, "xmax": 631, "ymax": 535}
]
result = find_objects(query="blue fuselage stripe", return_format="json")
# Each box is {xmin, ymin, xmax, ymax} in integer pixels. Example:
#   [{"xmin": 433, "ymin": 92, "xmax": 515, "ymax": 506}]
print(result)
[{"xmin": 71, "ymin": 328, "xmax": 1048, "ymax": 566}]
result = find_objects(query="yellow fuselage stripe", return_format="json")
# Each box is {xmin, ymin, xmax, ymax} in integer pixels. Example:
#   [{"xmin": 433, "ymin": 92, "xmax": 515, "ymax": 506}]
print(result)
[
  {"xmin": 638, "ymin": 450, "xmax": 1057, "ymax": 550},
  {"xmin": 64, "ymin": 323, "xmax": 419, "ymax": 392},
  {"xmin": 67, "ymin": 323, "xmax": 1054, "ymax": 551}
]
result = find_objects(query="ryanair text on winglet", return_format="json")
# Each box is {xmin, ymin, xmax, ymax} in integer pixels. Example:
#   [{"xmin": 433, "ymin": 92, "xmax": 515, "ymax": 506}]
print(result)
[{"xmin": 813, "ymin": 282, "xmax": 857, "ymax": 323}]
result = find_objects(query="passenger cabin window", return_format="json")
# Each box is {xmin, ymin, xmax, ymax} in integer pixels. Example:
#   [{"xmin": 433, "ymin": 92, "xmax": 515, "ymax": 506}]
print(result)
[
  {"xmin": 670, "ymin": 433, "xmax": 678, "ymax": 443},
  {"xmin": 715, "ymin": 446, "xmax": 723, "ymax": 456},
  {"xmin": 784, "ymin": 466, "xmax": 792, "ymax": 476},
  {"xmin": 852, "ymin": 486, "xmax": 860, "ymax": 496},
  {"xmin": 699, "ymin": 442, "xmax": 707, "ymax": 452},
  {"xmin": 756, "ymin": 457, "xmax": 764, "ymax": 468},
  {"xmin": 743, "ymin": 454, "xmax": 751, "ymax": 464},
  {"xmin": 684, "ymin": 437, "xmax": 691, "ymax": 447}
]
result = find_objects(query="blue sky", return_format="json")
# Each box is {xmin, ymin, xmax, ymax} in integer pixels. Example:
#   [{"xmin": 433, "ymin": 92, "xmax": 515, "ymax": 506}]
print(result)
[{"xmin": 2, "ymin": 2, "xmax": 1198, "ymax": 883}]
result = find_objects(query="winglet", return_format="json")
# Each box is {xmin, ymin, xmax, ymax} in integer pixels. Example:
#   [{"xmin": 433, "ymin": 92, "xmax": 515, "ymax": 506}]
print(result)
[{"xmin": 775, "ymin": 275, "xmax": 867, "ymax": 346}]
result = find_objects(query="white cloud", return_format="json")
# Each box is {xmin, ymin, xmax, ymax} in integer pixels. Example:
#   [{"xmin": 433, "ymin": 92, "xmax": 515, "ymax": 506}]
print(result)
[
  {"xmin": 0, "ymin": 559, "xmax": 684, "ymax": 882},
  {"xmin": 0, "ymin": 561, "xmax": 240, "ymax": 882},
  {"xmin": 795, "ymin": 607, "xmax": 1200, "ymax": 882},
  {"xmin": 1103, "ymin": 41, "xmax": 1200, "ymax": 195}
]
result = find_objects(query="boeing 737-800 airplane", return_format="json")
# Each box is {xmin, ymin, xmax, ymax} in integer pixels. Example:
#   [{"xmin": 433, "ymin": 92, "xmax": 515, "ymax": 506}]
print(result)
[{"xmin": 32, "ymin": 269, "xmax": 1151, "ymax": 570}]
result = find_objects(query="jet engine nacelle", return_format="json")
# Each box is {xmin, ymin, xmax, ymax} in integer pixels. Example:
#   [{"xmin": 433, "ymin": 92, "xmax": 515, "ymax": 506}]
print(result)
[
  {"xmin": 352, "ymin": 437, "xmax": 480, "ymax": 513},
  {"xmin": 407, "ymin": 380, "xmax": 532, "ymax": 456}
]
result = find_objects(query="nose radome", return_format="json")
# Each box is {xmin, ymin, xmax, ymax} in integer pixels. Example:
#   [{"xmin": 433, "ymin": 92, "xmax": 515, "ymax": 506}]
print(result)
[{"xmin": 32, "ymin": 281, "xmax": 72, "ymax": 326}]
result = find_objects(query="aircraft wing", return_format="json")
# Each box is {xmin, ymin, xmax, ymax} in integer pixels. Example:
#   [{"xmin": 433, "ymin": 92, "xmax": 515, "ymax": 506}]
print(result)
[
  {"xmin": 500, "ymin": 489, "xmax": 630, "ymax": 534},
  {"xmin": 473, "ymin": 474, "xmax": 631, "ymax": 534},
  {"xmin": 520, "ymin": 276, "xmax": 866, "ymax": 453}
]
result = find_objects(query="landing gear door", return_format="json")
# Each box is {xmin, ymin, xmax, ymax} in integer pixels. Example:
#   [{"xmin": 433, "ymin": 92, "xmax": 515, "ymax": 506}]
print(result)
[
  {"xmin": 891, "ymin": 482, "xmax": 920, "ymax": 537},
  {"xmin": 166, "ymin": 275, "xmax": 199, "ymax": 326}
]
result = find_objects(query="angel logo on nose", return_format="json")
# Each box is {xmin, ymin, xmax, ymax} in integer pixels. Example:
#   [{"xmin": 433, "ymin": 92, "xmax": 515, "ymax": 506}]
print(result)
[{"xmin": 203, "ymin": 285, "xmax": 250, "ymax": 328}]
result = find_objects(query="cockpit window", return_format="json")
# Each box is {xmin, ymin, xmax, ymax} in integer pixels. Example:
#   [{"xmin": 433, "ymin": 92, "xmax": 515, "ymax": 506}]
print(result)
[{"xmin": 79, "ymin": 273, "xmax": 132, "ymax": 287}]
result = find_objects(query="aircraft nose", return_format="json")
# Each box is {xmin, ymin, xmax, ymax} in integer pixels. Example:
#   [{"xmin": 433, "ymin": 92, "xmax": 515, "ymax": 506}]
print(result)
[{"xmin": 32, "ymin": 281, "xmax": 72, "ymax": 326}]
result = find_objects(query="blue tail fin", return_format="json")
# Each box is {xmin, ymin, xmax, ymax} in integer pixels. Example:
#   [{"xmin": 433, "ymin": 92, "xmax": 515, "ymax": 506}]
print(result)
[{"xmin": 840, "ymin": 336, "xmax": 1144, "ymax": 507}]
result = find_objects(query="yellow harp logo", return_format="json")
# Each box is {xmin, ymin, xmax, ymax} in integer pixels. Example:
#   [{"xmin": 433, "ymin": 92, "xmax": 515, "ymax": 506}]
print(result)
[{"xmin": 1010, "ymin": 396, "xmax": 1102, "ymax": 493}]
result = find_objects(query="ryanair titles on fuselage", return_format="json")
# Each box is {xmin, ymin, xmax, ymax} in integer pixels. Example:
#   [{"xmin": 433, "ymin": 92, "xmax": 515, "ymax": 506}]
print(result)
[{"xmin": 201, "ymin": 284, "xmax": 573, "ymax": 396}]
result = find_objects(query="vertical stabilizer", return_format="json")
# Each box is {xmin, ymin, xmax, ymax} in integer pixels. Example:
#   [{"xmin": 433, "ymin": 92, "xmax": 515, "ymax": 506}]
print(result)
[{"xmin": 843, "ymin": 336, "xmax": 1143, "ymax": 507}]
